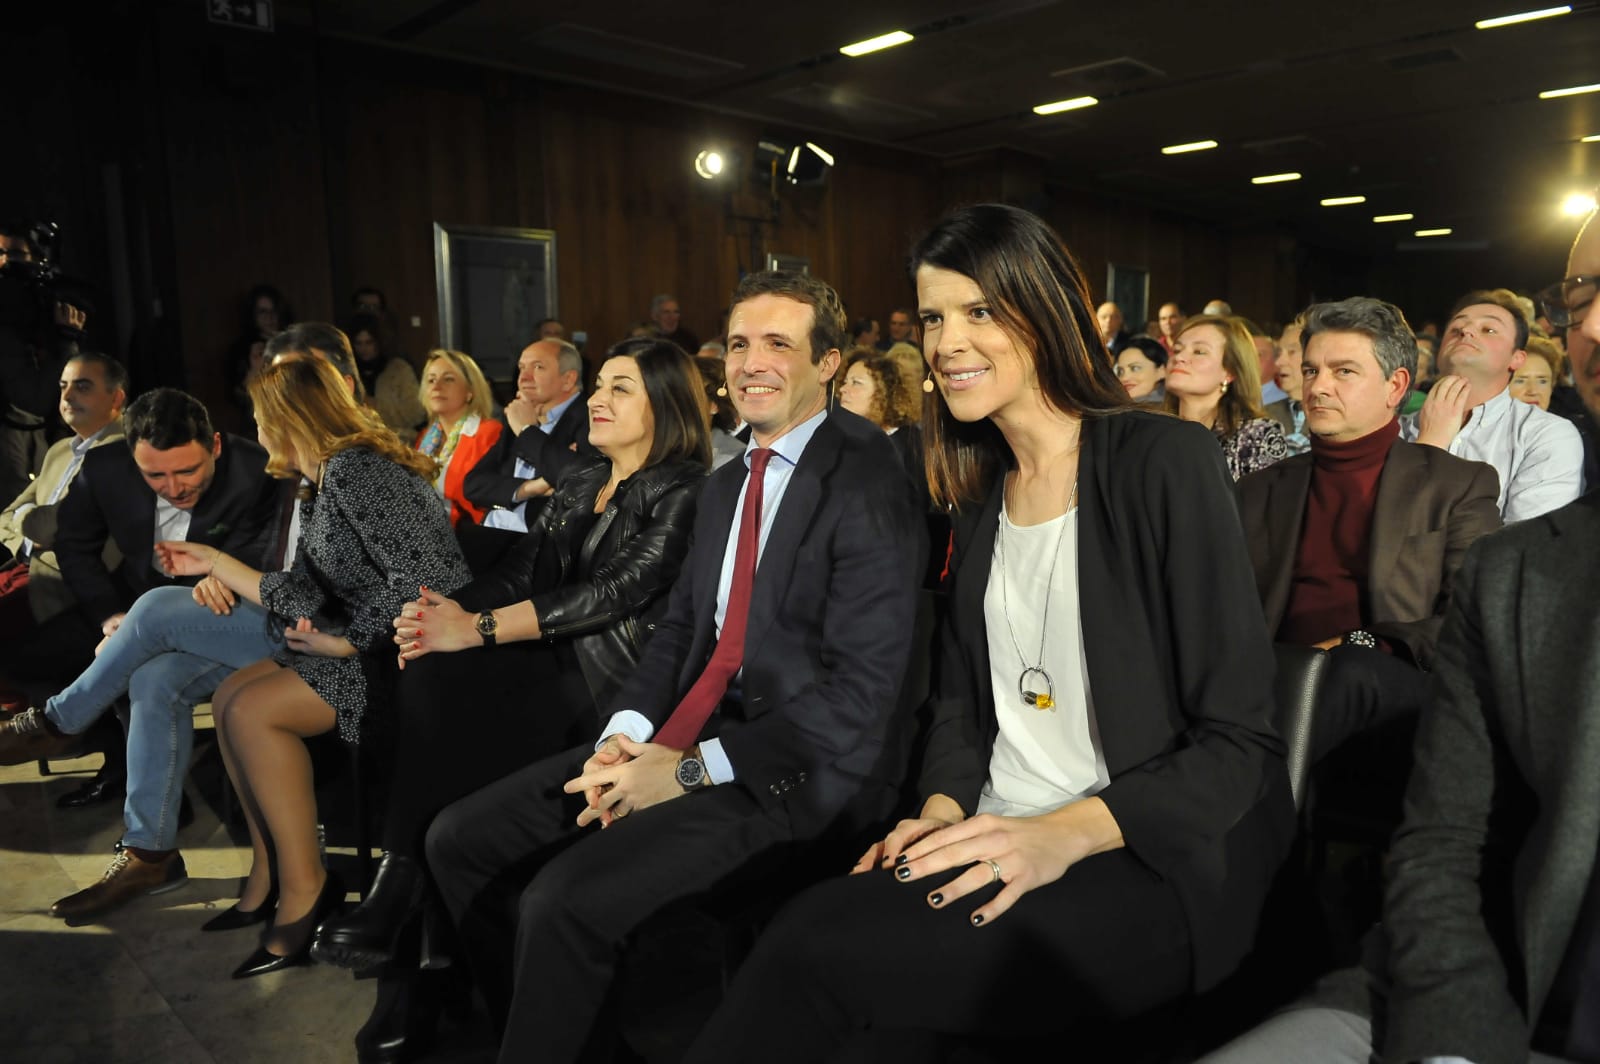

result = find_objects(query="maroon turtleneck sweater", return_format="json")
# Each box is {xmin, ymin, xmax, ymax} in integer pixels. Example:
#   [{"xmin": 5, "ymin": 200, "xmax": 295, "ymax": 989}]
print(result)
[{"xmin": 1277, "ymin": 418, "xmax": 1401, "ymax": 646}]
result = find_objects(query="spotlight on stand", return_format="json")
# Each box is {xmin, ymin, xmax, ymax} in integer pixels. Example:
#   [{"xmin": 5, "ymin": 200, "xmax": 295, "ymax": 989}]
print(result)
[
  {"xmin": 784, "ymin": 141, "xmax": 834, "ymax": 186},
  {"xmin": 693, "ymin": 149, "xmax": 726, "ymax": 180}
]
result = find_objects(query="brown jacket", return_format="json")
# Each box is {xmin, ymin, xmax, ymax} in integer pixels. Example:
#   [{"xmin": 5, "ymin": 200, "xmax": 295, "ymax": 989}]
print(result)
[{"xmin": 1236, "ymin": 435, "xmax": 1501, "ymax": 669}]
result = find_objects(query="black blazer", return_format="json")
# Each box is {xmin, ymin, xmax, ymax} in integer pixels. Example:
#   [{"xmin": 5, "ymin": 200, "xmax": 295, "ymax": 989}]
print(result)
[
  {"xmin": 53, "ymin": 433, "xmax": 279, "ymax": 624},
  {"xmin": 459, "ymin": 455, "xmax": 708, "ymax": 706},
  {"xmin": 462, "ymin": 397, "xmax": 600, "ymax": 513},
  {"xmin": 606, "ymin": 410, "xmax": 925, "ymax": 837},
  {"xmin": 918, "ymin": 410, "xmax": 1295, "ymax": 993}
]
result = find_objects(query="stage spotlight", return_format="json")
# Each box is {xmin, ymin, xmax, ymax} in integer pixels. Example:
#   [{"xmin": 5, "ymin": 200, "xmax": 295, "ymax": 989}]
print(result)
[
  {"xmin": 784, "ymin": 141, "xmax": 835, "ymax": 186},
  {"xmin": 1562, "ymin": 191, "xmax": 1598, "ymax": 216},
  {"xmin": 694, "ymin": 150, "xmax": 726, "ymax": 180}
]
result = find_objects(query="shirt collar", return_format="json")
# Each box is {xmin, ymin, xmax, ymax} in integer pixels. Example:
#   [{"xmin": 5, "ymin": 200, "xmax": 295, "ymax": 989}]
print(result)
[
  {"xmin": 1469, "ymin": 385, "xmax": 1513, "ymax": 431},
  {"xmin": 542, "ymin": 391, "xmax": 581, "ymax": 432},
  {"xmin": 71, "ymin": 422, "xmax": 115, "ymax": 457},
  {"xmin": 745, "ymin": 407, "xmax": 828, "ymax": 470}
]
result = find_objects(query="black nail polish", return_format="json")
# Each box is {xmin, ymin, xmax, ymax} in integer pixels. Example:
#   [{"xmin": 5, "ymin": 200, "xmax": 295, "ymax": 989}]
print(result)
[
  {"xmin": 971, "ymin": 914, "xmax": 985, "ymax": 926},
  {"xmin": 929, "ymin": 893, "xmax": 943, "ymax": 906},
  {"xmin": 894, "ymin": 853, "xmax": 908, "ymax": 865},
  {"xmin": 895, "ymin": 866, "xmax": 911, "ymax": 881}
]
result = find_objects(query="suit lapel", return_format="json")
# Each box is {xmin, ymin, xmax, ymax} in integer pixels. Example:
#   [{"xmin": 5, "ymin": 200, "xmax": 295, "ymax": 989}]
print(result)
[
  {"xmin": 1367, "ymin": 441, "xmax": 1425, "ymax": 599},
  {"xmin": 950, "ymin": 476, "xmax": 1002, "ymax": 734},
  {"xmin": 743, "ymin": 420, "xmax": 839, "ymax": 655},
  {"xmin": 1260, "ymin": 458, "xmax": 1311, "ymax": 631}
]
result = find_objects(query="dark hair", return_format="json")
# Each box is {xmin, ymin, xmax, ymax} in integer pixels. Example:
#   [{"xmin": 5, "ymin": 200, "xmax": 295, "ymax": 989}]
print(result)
[
  {"xmin": 1301, "ymin": 297, "xmax": 1417, "ymax": 383},
  {"xmin": 728, "ymin": 271, "xmax": 848, "ymax": 363},
  {"xmin": 1449, "ymin": 289, "xmax": 1531, "ymax": 351},
  {"xmin": 603, "ymin": 338, "xmax": 712, "ymax": 469},
  {"xmin": 124, "ymin": 388, "xmax": 213, "ymax": 451},
  {"xmin": 266, "ymin": 322, "xmax": 367, "ymax": 403},
  {"xmin": 1122, "ymin": 336, "xmax": 1168, "ymax": 367},
  {"xmin": 695, "ymin": 354, "xmax": 738, "ymax": 432},
  {"xmin": 909, "ymin": 203, "xmax": 1130, "ymax": 508},
  {"xmin": 351, "ymin": 286, "xmax": 387, "ymax": 310},
  {"xmin": 68, "ymin": 350, "xmax": 130, "ymax": 396},
  {"xmin": 241, "ymin": 284, "xmax": 293, "ymax": 336},
  {"xmin": 849, "ymin": 316, "xmax": 879, "ymax": 341}
]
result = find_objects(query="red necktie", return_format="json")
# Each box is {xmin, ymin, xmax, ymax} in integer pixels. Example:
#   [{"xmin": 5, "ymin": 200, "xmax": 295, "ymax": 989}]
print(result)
[{"xmin": 654, "ymin": 448, "xmax": 774, "ymax": 749}]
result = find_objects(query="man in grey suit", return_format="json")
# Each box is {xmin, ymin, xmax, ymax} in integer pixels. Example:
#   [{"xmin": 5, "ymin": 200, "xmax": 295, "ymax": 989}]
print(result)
[{"xmin": 1199, "ymin": 208, "xmax": 1600, "ymax": 1064}]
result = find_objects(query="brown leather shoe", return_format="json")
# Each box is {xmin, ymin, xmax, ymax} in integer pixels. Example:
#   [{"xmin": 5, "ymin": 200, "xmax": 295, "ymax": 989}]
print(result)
[
  {"xmin": 0, "ymin": 708, "xmax": 82, "ymax": 766},
  {"xmin": 51, "ymin": 848, "xmax": 188, "ymax": 921}
]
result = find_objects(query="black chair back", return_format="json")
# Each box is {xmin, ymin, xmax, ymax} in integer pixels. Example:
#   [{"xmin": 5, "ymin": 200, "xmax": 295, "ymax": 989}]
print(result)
[{"xmin": 1270, "ymin": 644, "xmax": 1328, "ymax": 811}]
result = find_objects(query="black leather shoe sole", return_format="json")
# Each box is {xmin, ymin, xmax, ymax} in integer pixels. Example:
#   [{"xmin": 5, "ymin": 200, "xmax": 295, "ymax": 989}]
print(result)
[
  {"xmin": 311, "ymin": 933, "xmax": 395, "ymax": 972},
  {"xmin": 56, "ymin": 776, "xmax": 126, "ymax": 808}
]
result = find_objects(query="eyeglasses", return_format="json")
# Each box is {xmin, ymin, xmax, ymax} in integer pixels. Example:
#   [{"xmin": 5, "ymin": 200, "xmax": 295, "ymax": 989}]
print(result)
[{"xmin": 1535, "ymin": 275, "xmax": 1598, "ymax": 329}]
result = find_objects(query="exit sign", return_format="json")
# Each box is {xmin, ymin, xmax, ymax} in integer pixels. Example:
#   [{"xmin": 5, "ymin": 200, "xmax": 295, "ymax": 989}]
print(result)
[{"xmin": 207, "ymin": 0, "xmax": 274, "ymax": 32}]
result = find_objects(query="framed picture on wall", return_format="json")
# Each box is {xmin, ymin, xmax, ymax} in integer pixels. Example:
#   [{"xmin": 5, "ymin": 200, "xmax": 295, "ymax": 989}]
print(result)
[
  {"xmin": 433, "ymin": 223, "xmax": 558, "ymax": 379},
  {"xmin": 764, "ymin": 252, "xmax": 810, "ymax": 274},
  {"xmin": 1106, "ymin": 263, "xmax": 1150, "ymax": 332}
]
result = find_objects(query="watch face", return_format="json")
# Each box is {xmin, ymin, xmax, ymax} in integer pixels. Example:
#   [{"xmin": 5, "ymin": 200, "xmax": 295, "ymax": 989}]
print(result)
[
  {"xmin": 676, "ymin": 757, "xmax": 706, "ymax": 789},
  {"xmin": 476, "ymin": 612, "xmax": 497, "ymax": 635}
]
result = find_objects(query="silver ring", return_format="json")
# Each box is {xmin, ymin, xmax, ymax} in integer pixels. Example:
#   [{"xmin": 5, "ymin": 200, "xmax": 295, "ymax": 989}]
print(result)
[{"xmin": 986, "ymin": 858, "xmax": 1002, "ymax": 884}]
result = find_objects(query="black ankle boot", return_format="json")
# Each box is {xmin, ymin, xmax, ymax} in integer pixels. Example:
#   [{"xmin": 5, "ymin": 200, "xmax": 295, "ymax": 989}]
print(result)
[{"xmin": 311, "ymin": 852, "xmax": 424, "ymax": 970}]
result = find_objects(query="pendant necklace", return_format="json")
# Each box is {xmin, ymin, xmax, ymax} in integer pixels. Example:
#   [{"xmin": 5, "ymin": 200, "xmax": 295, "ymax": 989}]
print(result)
[{"xmin": 995, "ymin": 474, "xmax": 1078, "ymax": 711}]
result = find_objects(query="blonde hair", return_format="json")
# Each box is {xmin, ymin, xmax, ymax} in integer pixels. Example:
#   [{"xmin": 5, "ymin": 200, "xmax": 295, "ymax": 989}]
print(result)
[
  {"xmin": 418, "ymin": 349, "xmax": 494, "ymax": 424},
  {"xmin": 1163, "ymin": 314, "xmax": 1267, "ymax": 436},
  {"xmin": 249, "ymin": 356, "xmax": 436, "ymax": 482},
  {"xmin": 1523, "ymin": 335, "xmax": 1567, "ymax": 382}
]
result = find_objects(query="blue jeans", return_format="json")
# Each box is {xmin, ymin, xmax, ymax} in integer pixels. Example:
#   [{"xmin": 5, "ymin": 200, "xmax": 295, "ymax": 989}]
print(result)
[{"xmin": 45, "ymin": 586, "xmax": 279, "ymax": 850}]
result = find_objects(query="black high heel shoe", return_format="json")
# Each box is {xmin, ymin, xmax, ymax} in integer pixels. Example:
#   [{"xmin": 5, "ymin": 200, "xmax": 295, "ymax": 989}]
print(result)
[
  {"xmin": 201, "ymin": 884, "xmax": 279, "ymax": 932},
  {"xmin": 231, "ymin": 873, "xmax": 344, "ymax": 980}
]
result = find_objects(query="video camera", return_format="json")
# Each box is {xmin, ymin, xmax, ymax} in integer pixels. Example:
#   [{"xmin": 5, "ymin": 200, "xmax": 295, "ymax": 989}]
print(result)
[{"xmin": 0, "ymin": 220, "xmax": 94, "ymax": 338}]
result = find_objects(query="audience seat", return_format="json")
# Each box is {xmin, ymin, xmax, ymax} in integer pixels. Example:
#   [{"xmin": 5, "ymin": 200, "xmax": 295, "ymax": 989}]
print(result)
[{"xmin": 1270, "ymin": 643, "xmax": 1328, "ymax": 811}]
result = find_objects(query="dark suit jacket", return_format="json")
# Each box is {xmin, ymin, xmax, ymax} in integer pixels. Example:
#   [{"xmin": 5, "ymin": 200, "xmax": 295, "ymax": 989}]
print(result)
[
  {"xmin": 1372, "ymin": 492, "xmax": 1600, "ymax": 1064},
  {"xmin": 462, "ymin": 396, "xmax": 598, "ymax": 513},
  {"xmin": 1236, "ymin": 437, "xmax": 1502, "ymax": 669},
  {"xmin": 918, "ymin": 411, "xmax": 1296, "ymax": 993},
  {"xmin": 606, "ymin": 409, "xmax": 925, "ymax": 838},
  {"xmin": 53, "ymin": 433, "xmax": 279, "ymax": 624}
]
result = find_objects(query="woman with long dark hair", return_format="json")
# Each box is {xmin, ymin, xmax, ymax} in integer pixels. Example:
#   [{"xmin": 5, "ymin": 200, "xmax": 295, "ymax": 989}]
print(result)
[{"xmin": 689, "ymin": 204, "xmax": 1294, "ymax": 1060}]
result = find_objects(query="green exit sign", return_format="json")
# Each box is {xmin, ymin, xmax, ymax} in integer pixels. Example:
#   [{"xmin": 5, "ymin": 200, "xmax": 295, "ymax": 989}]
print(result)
[{"xmin": 207, "ymin": 0, "xmax": 274, "ymax": 32}]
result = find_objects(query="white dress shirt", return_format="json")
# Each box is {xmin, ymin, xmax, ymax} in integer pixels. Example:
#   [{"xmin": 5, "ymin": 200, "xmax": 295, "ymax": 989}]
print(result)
[
  {"xmin": 1401, "ymin": 386, "xmax": 1584, "ymax": 523},
  {"xmin": 151, "ymin": 495, "xmax": 193, "ymax": 575},
  {"xmin": 599, "ymin": 408, "xmax": 830, "ymax": 784},
  {"xmin": 483, "ymin": 391, "xmax": 581, "ymax": 532}
]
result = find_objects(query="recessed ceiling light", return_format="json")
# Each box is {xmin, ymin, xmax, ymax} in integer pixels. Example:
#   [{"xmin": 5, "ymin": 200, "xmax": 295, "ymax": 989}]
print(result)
[
  {"xmin": 1475, "ymin": 6, "xmax": 1571, "ymax": 29},
  {"xmin": 1373, "ymin": 213, "xmax": 1415, "ymax": 223},
  {"xmin": 1563, "ymin": 192, "xmax": 1599, "ymax": 216},
  {"xmin": 1583, "ymin": 133, "xmax": 1600, "ymax": 143},
  {"xmin": 1250, "ymin": 172, "xmax": 1301, "ymax": 184},
  {"xmin": 839, "ymin": 30, "xmax": 914, "ymax": 57},
  {"xmin": 1033, "ymin": 96, "xmax": 1098, "ymax": 115},
  {"xmin": 1161, "ymin": 140, "xmax": 1218, "ymax": 155},
  {"xmin": 1415, "ymin": 228, "xmax": 1454, "ymax": 237},
  {"xmin": 1540, "ymin": 83, "xmax": 1600, "ymax": 99},
  {"xmin": 1321, "ymin": 196, "xmax": 1367, "ymax": 206}
]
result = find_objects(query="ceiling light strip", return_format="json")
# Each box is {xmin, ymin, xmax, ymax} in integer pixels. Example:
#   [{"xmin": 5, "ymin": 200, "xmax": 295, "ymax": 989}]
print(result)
[
  {"xmin": 1033, "ymin": 96, "xmax": 1098, "ymax": 115},
  {"xmin": 1415, "ymin": 228, "xmax": 1454, "ymax": 237},
  {"xmin": 839, "ymin": 30, "xmax": 914, "ymax": 57},
  {"xmin": 1251, "ymin": 172, "xmax": 1301, "ymax": 184},
  {"xmin": 1373, "ymin": 213, "xmax": 1415, "ymax": 223},
  {"xmin": 1476, "ymin": 6, "xmax": 1572, "ymax": 29},
  {"xmin": 1540, "ymin": 83, "xmax": 1600, "ymax": 99},
  {"xmin": 1321, "ymin": 196, "xmax": 1367, "ymax": 206},
  {"xmin": 1161, "ymin": 140, "xmax": 1219, "ymax": 155}
]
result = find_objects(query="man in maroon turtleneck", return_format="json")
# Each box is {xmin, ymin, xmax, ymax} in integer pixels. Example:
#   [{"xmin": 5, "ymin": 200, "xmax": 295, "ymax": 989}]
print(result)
[{"xmin": 1236, "ymin": 296, "xmax": 1501, "ymax": 761}]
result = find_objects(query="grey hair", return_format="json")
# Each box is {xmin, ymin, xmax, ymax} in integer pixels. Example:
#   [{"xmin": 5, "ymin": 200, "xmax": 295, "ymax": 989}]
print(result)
[
  {"xmin": 1300, "ymin": 297, "xmax": 1417, "ymax": 382},
  {"xmin": 697, "ymin": 340, "xmax": 726, "ymax": 357},
  {"xmin": 650, "ymin": 293, "xmax": 677, "ymax": 315},
  {"xmin": 552, "ymin": 339, "xmax": 583, "ymax": 378}
]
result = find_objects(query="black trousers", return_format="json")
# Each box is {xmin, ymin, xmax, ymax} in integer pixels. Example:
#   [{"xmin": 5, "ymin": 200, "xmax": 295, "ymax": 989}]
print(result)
[
  {"xmin": 380, "ymin": 640, "xmax": 595, "ymax": 855},
  {"xmin": 686, "ymin": 848, "xmax": 1191, "ymax": 1063},
  {"xmin": 1307, "ymin": 644, "xmax": 1431, "ymax": 765},
  {"xmin": 424, "ymin": 747, "xmax": 795, "ymax": 1064}
]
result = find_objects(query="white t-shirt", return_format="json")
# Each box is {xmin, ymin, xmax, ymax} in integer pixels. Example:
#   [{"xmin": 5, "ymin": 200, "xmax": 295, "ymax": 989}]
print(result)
[{"xmin": 977, "ymin": 504, "xmax": 1109, "ymax": 817}]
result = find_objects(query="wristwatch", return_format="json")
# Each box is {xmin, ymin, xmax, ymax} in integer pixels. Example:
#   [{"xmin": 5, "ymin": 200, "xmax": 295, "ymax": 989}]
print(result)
[
  {"xmin": 675, "ymin": 747, "xmax": 711, "ymax": 791},
  {"xmin": 1342, "ymin": 629, "xmax": 1377, "ymax": 649},
  {"xmin": 475, "ymin": 610, "xmax": 498, "ymax": 648}
]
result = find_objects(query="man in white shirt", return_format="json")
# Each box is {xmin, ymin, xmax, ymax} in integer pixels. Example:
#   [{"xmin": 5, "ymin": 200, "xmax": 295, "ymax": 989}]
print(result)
[{"xmin": 1402, "ymin": 290, "xmax": 1584, "ymax": 521}]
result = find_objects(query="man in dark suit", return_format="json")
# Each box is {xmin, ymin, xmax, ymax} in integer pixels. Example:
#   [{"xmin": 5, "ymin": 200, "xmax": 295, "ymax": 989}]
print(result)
[
  {"xmin": 1236, "ymin": 297, "xmax": 1501, "ymax": 761},
  {"xmin": 422, "ymin": 270, "xmax": 924, "ymax": 1063},
  {"xmin": 1096, "ymin": 300, "xmax": 1131, "ymax": 355},
  {"xmin": 0, "ymin": 387, "xmax": 277, "ymax": 802},
  {"xmin": 463, "ymin": 337, "xmax": 597, "ymax": 535},
  {"xmin": 1199, "ymin": 206, "xmax": 1600, "ymax": 1064}
]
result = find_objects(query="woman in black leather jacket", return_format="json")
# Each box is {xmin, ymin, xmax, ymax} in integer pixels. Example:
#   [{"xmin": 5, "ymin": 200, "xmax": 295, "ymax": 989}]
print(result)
[{"xmin": 310, "ymin": 339, "xmax": 711, "ymax": 992}]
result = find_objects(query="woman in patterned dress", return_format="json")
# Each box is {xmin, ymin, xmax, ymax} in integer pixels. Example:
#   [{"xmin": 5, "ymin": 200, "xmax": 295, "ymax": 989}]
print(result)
[
  {"xmin": 1163, "ymin": 315, "xmax": 1290, "ymax": 480},
  {"xmin": 158, "ymin": 356, "xmax": 470, "ymax": 979}
]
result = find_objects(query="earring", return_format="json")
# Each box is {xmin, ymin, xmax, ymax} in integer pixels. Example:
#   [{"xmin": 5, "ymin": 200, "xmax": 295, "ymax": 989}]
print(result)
[
  {"xmin": 716, "ymin": 385, "xmax": 728, "ymax": 397},
  {"xmin": 922, "ymin": 373, "xmax": 935, "ymax": 394}
]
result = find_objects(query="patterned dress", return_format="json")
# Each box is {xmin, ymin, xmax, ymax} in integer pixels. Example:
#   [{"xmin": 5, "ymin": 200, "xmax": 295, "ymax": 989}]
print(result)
[
  {"xmin": 258, "ymin": 447, "xmax": 470, "ymax": 743},
  {"xmin": 1220, "ymin": 417, "xmax": 1291, "ymax": 481}
]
